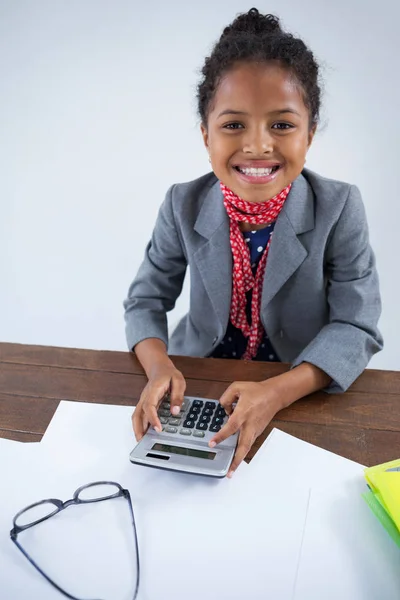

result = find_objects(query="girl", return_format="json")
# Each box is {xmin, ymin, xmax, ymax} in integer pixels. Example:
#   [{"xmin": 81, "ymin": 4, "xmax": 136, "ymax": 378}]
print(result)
[{"xmin": 124, "ymin": 8, "xmax": 382, "ymax": 476}]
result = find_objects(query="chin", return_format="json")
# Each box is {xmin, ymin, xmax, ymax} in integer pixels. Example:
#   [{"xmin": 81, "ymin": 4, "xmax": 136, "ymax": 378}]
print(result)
[{"xmin": 236, "ymin": 184, "xmax": 281, "ymax": 203}]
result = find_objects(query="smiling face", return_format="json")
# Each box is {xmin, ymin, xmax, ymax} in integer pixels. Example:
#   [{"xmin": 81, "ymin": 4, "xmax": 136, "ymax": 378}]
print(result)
[{"xmin": 201, "ymin": 61, "xmax": 316, "ymax": 203}]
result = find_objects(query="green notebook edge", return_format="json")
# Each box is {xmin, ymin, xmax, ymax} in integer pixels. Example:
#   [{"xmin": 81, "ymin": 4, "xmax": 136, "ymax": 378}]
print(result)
[{"xmin": 362, "ymin": 490, "xmax": 400, "ymax": 549}]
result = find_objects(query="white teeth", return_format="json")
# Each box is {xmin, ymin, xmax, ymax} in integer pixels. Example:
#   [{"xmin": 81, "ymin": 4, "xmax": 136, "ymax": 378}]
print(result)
[{"xmin": 238, "ymin": 166, "xmax": 277, "ymax": 176}]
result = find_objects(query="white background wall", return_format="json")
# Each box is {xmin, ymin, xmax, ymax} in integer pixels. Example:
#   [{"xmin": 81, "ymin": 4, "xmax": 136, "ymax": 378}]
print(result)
[{"xmin": 1, "ymin": 0, "xmax": 399, "ymax": 370}]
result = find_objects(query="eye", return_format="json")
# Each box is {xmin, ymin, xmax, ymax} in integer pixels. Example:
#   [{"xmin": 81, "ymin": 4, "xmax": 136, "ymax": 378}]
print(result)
[
  {"xmin": 223, "ymin": 122, "xmax": 244, "ymax": 130},
  {"xmin": 272, "ymin": 122, "xmax": 294, "ymax": 130}
]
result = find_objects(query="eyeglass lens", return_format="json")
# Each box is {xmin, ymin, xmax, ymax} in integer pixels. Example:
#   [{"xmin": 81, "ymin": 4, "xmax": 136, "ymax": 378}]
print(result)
[
  {"xmin": 77, "ymin": 482, "xmax": 122, "ymax": 502},
  {"xmin": 15, "ymin": 501, "xmax": 60, "ymax": 528}
]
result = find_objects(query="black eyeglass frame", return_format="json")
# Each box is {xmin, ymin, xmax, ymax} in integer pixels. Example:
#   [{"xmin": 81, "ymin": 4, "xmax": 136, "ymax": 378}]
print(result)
[{"xmin": 10, "ymin": 480, "xmax": 140, "ymax": 600}]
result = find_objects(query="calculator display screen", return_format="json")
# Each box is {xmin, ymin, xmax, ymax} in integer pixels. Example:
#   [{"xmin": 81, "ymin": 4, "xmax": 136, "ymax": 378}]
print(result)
[{"xmin": 151, "ymin": 443, "xmax": 216, "ymax": 460}]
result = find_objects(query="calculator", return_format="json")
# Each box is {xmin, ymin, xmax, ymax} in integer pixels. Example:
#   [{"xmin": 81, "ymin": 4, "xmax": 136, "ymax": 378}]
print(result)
[{"xmin": 129, "ymin": 395, "xmax": 238, "ymax": 477}]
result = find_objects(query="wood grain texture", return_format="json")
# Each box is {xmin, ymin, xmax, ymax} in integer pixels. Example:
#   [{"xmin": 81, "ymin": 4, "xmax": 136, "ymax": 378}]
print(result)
[
  {"xmin": 0, "ymin": 393, "xmax": 59, "ymax": 434},
  {"xmin": 0, "ymin": 429, "xmax": 41, "ymax": 442},
  {"xmin": 0, "ymin": 342, "xmax": 399, "ymax": 467},
  {"xmin": 1, "ymin": 342, "xmax": 398, "ymax": 393}
]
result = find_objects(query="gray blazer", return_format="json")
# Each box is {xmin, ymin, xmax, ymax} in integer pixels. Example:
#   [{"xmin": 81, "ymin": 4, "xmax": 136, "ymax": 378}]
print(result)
[{"xmin": 124, "ymin": 168, "xmax": 383, "ymax": 392}]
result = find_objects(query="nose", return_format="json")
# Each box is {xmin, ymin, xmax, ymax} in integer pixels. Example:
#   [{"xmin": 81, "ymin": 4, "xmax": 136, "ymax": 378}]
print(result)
[{"xmin": 242, "ymin": 125, "xmax": 273, "ymax": 155}]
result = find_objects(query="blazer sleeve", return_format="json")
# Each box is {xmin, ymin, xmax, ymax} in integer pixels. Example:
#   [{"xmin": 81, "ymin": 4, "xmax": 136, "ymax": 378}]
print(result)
[
  {"xmin": 291, "ymin": 184, "xmax": 383, "ymax": 392},
  {"xmin": 123, "ymin": 185, "xmax": 187, "ymax": 351}
]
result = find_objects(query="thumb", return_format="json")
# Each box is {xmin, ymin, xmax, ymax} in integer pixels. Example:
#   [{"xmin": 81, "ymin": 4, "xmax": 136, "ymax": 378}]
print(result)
[{"xmin": 219, "ymin": 382, "xmax": 241, "ymax": 414}]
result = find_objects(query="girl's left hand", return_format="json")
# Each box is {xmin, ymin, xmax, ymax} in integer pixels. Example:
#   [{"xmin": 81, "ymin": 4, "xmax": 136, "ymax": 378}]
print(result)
[{"xmin": 209, "ymin": 380, "xmax": 284, "ymax": 477}]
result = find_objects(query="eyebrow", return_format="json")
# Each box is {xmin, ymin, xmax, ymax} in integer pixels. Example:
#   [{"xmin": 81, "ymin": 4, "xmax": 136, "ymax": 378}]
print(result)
[{"xmin": 217, "ymin": 108, "xmax": 301, "ymax": 118}]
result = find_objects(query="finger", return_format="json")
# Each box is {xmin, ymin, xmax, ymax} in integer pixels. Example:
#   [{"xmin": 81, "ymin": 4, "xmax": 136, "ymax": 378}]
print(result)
[
  {"xmin": 145, "ymin": 403, "xmax": 162, "ymax": 433},
  {"xmin": 227, "ymin": 429, "xmax": 254, "ymax": 478},
  {"xmin": 218, "ymin": 383, "xmax": 241, "ymax": 415},
  {"xmin": 142, "ymin": 387, "xmax": 165, "ymax": 432},
  {"xmin": 169, "ymin": 373, "xmax": 186, "ymax": 415},
  {"xmin": 142, "ymin": 413, "xmax": 150, "ymax": 435},
  {"xmin": 132, "ymin": 404, "xmax": 145, "ymax": 440},
  {"xmin": 209, "ymin": 413, "xmax": 241, "ymax": 447}
]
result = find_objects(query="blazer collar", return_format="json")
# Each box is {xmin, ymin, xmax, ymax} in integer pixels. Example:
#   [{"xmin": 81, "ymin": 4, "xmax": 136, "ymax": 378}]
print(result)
[
  {"xmin": 193, "ymin": 170, "xmax": 314, "ymax": 239},
  {"xmin": 194, "ymin": 175, "xmax": 227, "ymax": 239},
  {"xmin": 282, "ymin": 169, "xmax": 315, "ymax": 234}
]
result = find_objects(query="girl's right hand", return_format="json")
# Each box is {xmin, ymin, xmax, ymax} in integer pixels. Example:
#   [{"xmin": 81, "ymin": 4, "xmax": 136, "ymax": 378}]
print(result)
[{"xmin": 132, "ymin": 362, "xmax": 186, "ymax": 441}]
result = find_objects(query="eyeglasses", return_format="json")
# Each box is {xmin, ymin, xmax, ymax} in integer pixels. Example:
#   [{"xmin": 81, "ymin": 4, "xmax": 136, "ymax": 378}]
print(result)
[{"xmin": 10, "ymin": 481, "xmax": 140, "ymax": 600}]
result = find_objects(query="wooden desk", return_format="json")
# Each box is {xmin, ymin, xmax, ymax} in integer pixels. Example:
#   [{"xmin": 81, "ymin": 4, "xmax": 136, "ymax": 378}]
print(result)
[{"xmin": 0, "ymin": 342, "xmax": 399, "ymax": 466}]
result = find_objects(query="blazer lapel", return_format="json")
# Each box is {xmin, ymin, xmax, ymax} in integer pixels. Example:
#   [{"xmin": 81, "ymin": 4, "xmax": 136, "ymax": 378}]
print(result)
[
  {"xmin": 193, "ymin": 179, "xmax": 232, "ymax": 334},
  {"xmin": 262, "ymin": 172, "xmax": 315, "ymax": 309}
]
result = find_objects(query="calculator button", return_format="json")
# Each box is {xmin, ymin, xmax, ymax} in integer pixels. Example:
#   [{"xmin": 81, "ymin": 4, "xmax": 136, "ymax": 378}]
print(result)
[
  {"xmin": 216, "ymin": 409, "xmax": 226, "ymax": 418},
  {"xmin": 169, "ymin": 418, "xmax": 182, "ymax": 426},
  {"xmin": 192, "ymin": 400, "xmax": 204, "ymax": 408},
  {"xmin": 165, "ymin": 426, "xmax": 178, "ymax": 434},
  {"xmin": 205, "ymin": 401, "xmax": 215, "ymax": 409},
  {"xmin": 210, "ymin": 423, "xmax": 221, "ymax": 433},
  {"xmin": 199, "ymin": 415, "xmax": 211, "ymax": 424},
  {"xmin": 161, "ymin": 401, "xmax": 171, "ymax": 410},
  {"xmin": 159, "ymin": 417, "xmax": 169, "ymax": 424},
  {"xmin": 203, "ymin": 408, "xmax": 214, "ymax": 417},
  {"xmin": 196, "ymin": 422, "xmax": 208, "ymax": 431},
  {"xmin": 183, "ymin": 420, "xmax": 195, "ymax": 428},
  {"xmin": 193, "ymin": 431, "xmax": 205, "ymax": 438},
  {"xmin": 211, "ymin": 416, "xmax": 224, "ymax": 426},
  {"xmin": 179, "ymin": 428, "xmax": 192, "ymax": 436},
  {"xmin": 187, "ymin": 412, "xmax": 198, "ymax": 421},
  {"xmin": 159, "ymin": 409, "xmax": 171, "ymax": 417},
  {"xmin": 190, "ymin": 405, "xmax": 201, "ymax": 414}
]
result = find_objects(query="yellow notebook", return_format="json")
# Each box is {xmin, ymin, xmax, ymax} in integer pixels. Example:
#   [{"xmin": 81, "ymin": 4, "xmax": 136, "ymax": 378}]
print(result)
[{"xmin": 364, "ymin": 458, "xmax": 400, "ymax": 547}]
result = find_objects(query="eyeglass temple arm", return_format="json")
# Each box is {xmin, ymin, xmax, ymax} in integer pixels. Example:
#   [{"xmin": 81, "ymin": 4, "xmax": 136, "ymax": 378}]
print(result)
[
  {"xmin": 10, "ymin": 536, "xmax": 102, "ymax": 600},
  {"xmin": 125, "ymin": 492, "xmax": 140, "ymax": 600}
]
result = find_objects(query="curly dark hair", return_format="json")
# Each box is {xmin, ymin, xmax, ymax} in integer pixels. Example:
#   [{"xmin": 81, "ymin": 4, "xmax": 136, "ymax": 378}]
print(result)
[{"xmin": 197, "ymin": 8, "xmax": 322, "ymax": 130}]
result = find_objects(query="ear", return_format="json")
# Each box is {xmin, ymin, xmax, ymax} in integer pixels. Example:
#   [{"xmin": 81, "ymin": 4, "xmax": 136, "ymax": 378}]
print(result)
[
  {"xmin": 200, "ymin": 123, "xmax": 209, "ymax": 151},
  {"xmin": 307, "ymin": 124, "xmax": 317, "ymax": 149}
]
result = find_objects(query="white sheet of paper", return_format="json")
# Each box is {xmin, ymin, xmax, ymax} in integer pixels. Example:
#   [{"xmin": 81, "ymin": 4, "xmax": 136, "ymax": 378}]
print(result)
[
  {"xmin": 0, "ymin": 441, "xmax": 66, "ymax": 600},
  {"xmin": 0, "ymin": 437, "xmax": 21, "ymax": 446},
  {"xmin": 249, "ymin": 427, "xmax": 365, "ymax": 487},
  {"xmin": 41, "ymin": 399, "xmax": 137, "ymax": 458},
  {"xmin": 1, "ymin": 402, "xmax": 311, "ymax": 600},
  {"xmin": 294, "ymin": 478, "xmax": 400, "ymax": 600},
  {"xmin": 139, "ymin": 461, "xmax": 309, "ymax": 600},
  {"xmin": 0, "ymin": 437, "xmax": 40, "ymax": 450}
]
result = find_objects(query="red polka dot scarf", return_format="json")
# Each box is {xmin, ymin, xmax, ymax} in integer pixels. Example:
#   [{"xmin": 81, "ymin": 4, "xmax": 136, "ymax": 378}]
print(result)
[{"xmin": 220, "ymin": 182, "xmax": 291, "ymax": 360}]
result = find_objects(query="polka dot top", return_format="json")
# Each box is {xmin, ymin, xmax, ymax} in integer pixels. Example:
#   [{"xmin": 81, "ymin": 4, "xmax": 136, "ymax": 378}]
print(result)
[{"xmin": 210, "ymin": 223, "xmax": 280, "ymax": 362}]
